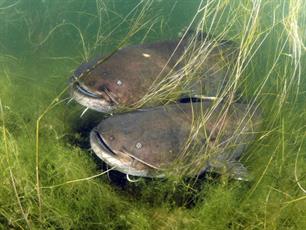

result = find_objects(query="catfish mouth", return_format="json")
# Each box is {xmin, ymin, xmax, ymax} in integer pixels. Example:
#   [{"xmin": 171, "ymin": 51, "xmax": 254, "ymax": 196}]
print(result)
[
  {"xmin": 75, "ymin": 82, "xmax": 101, "ymax": 99},
  {"xmin": 93, "ymin": 130, "xmax": 117, "ymax": 156},
  {"xmin": 74, "ymin": 81, "xmax": 115, "ymax": 103},
  {"xmin": 69, "ymin": 77, "xmax": 118, "ymax": 112},
  {"xmin": 90, "ymin": 130, "xmax": 162, "ymax": 177}
]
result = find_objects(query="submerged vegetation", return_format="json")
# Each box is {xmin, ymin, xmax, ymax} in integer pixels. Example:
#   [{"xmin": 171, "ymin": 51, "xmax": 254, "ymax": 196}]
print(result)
[{"xmin": 0, "ymin": 0, "xmax": 305, "ymax": 229}]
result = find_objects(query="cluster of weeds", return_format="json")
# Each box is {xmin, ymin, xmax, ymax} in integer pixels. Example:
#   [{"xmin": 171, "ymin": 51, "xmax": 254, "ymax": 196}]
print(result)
[{"xmin": 0, "ymin": 0, "xmax": 305, "ymax": 229}]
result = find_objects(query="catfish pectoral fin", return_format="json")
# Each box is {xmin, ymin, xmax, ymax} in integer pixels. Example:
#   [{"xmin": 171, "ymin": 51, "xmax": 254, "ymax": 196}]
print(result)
[{"xmin": 208, "ymin": 160, "xmax": 249, "ymax": 181}]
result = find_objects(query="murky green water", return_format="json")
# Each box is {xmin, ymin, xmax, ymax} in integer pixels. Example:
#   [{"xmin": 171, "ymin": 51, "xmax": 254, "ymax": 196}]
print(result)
[{"xmin": 0, "ymin": 0, "xmax": 305, "ymax": 229}]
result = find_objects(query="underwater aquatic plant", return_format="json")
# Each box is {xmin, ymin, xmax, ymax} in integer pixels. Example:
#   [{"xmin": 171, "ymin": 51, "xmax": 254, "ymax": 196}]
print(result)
[{"xmin": 0, "ymin": 0, "xmax": 305, "ymax": 229}]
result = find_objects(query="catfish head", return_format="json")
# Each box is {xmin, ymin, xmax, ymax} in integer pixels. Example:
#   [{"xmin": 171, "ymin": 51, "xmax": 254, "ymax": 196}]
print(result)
[{"xmin": 70, "ymin": 44, "xmax": 179, "ymax": 113}]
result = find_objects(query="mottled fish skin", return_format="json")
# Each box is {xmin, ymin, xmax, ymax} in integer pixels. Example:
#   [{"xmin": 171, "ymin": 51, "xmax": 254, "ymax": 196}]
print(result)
[
  {"xmin": 70, "ymin": 35, "xmax": 238, "ymax": 112},
  {"xmin": 90, "ymin": 101, "xmax": 262, "ymax": 178}
]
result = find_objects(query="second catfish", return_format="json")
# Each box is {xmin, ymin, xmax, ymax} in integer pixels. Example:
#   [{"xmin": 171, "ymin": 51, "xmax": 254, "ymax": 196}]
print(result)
[{"xmin": 91, "ymin": 100, "xmax": 262, "ymax": 179}]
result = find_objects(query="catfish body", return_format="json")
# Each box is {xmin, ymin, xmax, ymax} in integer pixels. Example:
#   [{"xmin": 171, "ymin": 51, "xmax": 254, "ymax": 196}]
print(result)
[
  {"xmin": 90, "ymin": 101, "xmax": 262, "ymax": 178},
  {"xmin": 70, "ymin": 36, "xmax": 237, "ymax": 112}
]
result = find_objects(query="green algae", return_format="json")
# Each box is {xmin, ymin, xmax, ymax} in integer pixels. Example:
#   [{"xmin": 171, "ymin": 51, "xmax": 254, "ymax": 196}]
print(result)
[{"xmin": 0, "ymin": 0, "xmax": 306, "ymax": 229}]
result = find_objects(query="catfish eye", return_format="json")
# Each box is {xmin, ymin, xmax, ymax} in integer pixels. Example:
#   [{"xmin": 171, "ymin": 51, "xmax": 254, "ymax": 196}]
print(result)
[
  {"xmin": 135, "ymin": 142, "xmax": 142, "ymax": 149},
  {"xmin": 116, "ymin": 80, "xmax": 123, "ymax": 86}
]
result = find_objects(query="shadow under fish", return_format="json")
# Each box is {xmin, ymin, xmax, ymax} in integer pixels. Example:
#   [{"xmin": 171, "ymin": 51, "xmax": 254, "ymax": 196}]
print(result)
[
  {"xmin": 70, "ymin": 34, "xmax": 238, "ymax": 113},
  {"xmin": 90, "ymin": 101, "xmax": 262, "ymax": 180}
]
